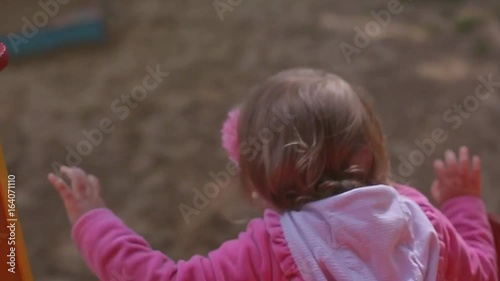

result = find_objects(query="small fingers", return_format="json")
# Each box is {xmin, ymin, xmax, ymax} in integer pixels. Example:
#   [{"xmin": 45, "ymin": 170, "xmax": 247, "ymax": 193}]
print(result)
[
  {"xmin": 444, "ymin": 150, "xmax": 458, "ymax": 175},
  {"xmin": 60, "ymin": 166, "xmax": 88, "ymax": 198},
  {"xmin": 458, "ymin": 146, "xmax": 470, "ymax": 180},
  {"xmin": 87, "ymin": 174, "xmax": 101, "ymax": 197},
  {"xmin": 433, "ymin": 159, "xmax": 446, "ymax": 182},
  {"xmin": 472, "ymin": 155, "xmax": 481, "ymax": 187},
  {"xmin": 48, "ymin": 173, "xmax": 74, "ymax": 203}
]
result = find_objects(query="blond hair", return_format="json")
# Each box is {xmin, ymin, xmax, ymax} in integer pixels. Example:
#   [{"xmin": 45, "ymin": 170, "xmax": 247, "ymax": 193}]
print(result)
[{"xmin": 237, "ymin": 68, "xmax": 390, "ymax": 211}]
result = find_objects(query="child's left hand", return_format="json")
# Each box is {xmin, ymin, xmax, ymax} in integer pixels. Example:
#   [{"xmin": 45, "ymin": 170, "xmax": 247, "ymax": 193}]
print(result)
[
  {"xmin": 431, "ymin": 146, "xmax": 481, "ymax": 206},
  {"xmin": 48, "ymin": 166, "xmax": 105, "ymax": 225}
]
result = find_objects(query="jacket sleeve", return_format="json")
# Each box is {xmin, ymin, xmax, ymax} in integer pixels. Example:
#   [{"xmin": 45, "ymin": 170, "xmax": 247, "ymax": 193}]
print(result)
[
  {"xmin": 71, "ymin": 208, "xmax": 279, "ymax": 281},
  {"xmin": 439, "ymin": 197, "xmax": 497, "ymax": 281},
  {"xmin": 396, "ymin": 185, "xmax": 497, "ymax": 281}
]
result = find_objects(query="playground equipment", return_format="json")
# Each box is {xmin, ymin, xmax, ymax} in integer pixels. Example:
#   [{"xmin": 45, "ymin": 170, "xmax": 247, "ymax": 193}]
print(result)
[{"xmin": 0, "ymin": 0, "xmax": 112, "ymax": 59}]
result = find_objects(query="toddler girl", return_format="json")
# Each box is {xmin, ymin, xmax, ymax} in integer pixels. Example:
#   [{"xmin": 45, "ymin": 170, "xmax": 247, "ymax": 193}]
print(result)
[{"xmin": 49, "ymin": 68, "xmax": 497, "ymax": 280}]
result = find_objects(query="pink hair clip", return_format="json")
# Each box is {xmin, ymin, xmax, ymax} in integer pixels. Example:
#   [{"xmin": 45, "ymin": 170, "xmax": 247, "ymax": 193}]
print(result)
[
  {"xmin": 221, "ymin": 108, "xmax": 241, "ymax": 164},
  {"xmin": 0, "ymin": 43, "xmax": 9, "ymax": 71}
]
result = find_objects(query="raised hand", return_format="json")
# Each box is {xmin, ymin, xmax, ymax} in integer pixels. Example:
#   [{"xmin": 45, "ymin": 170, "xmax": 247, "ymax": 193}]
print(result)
[
  {"xmin": 431, "ymin": 146, "xmax": 481, "ymax": 206},
  {"xmin": 48, "ymin": 166, "xmax": 105, "ymax": 225}
]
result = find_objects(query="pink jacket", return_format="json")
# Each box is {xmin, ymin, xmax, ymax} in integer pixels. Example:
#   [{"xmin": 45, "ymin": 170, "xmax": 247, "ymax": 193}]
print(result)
[{"xmin": 72, "ymin": 184, "xmax": 497, "ymax": 281}]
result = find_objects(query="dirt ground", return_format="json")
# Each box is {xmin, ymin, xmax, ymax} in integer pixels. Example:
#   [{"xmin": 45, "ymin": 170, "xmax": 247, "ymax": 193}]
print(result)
[{"xmin": 1, "ymin": 0, "xmax": 500, "ymax": 280}]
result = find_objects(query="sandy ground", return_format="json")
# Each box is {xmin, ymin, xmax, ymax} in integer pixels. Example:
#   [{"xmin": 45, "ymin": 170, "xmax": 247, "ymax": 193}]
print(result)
[{"xmin": 1, "ymin": 0, "xmax": 500, "ymax": 279}]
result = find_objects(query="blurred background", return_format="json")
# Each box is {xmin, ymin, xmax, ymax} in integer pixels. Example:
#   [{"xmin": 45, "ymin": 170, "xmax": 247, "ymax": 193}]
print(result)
[{"xmin": 1, "ymin": 0, "xmax": 500, "ymax": 279}]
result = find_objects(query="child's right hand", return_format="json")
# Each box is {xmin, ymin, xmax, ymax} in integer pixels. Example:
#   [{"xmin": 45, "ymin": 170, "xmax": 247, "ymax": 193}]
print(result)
[
  {"xmin": 431, "ymin": 146, "xmax": 481, "ymax": 206},
  {"xmin": 48, "ymin": 166, "xmax": 106, "ymax": 225}
]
